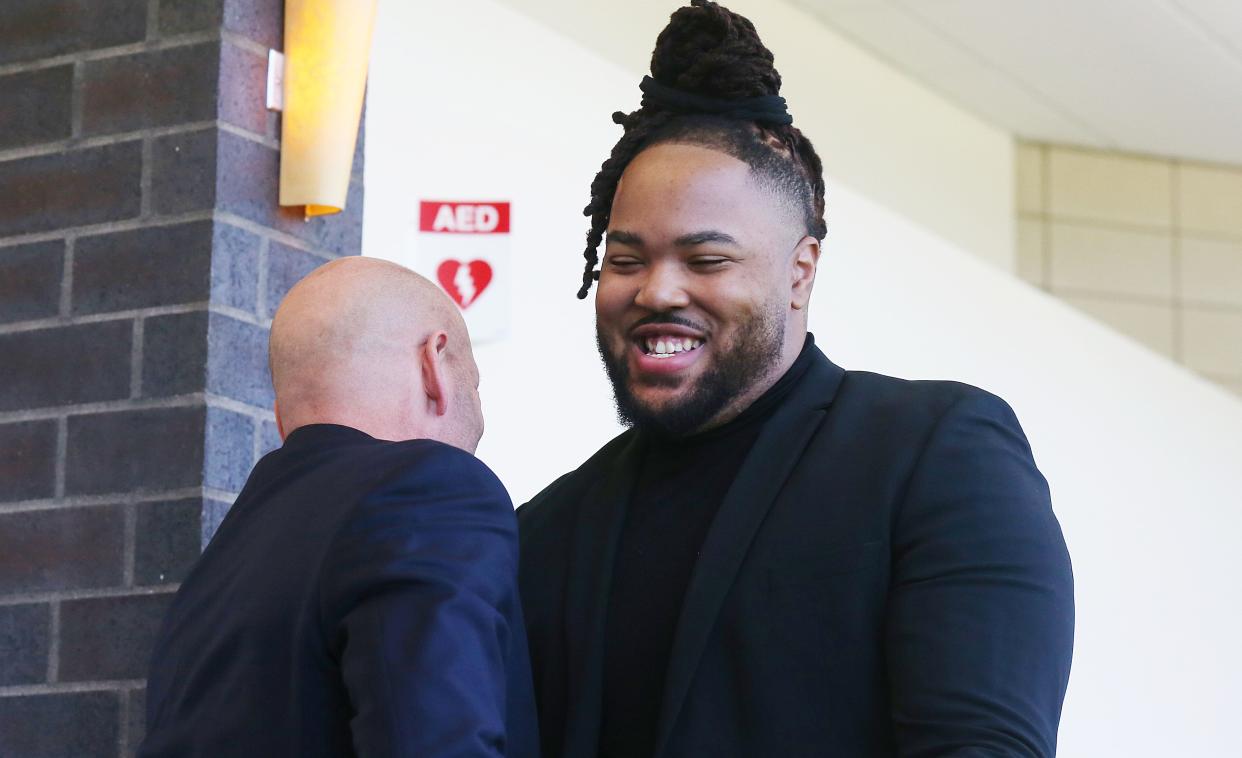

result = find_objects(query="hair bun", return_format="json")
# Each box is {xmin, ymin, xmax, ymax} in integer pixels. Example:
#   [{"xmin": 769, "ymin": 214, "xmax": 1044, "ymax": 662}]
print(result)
[{"xmin": 650, "ymin": 0, "xmax": 782, "ymax": 100}]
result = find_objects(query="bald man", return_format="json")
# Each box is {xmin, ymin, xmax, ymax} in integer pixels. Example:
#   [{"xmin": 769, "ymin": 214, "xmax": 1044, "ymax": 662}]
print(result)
[{"xmin": 140, "ymin": 258, "xmax": 539, "ymax": 758}]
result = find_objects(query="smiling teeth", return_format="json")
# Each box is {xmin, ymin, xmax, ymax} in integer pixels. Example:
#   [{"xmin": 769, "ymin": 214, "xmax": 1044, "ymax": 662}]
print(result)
[{"xmin": 644, "ymin": 336, "xmax": 704, "ymax": 357}]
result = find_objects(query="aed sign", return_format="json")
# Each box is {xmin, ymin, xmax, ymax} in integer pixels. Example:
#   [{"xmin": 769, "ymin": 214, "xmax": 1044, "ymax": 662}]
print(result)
[
  {"xmin": 420, "ymin": 201, "xmax": 510, "ymax": 234},
  {"xmin": 414, "ymin": 200, "xmax": 511, "ymax": 343}
]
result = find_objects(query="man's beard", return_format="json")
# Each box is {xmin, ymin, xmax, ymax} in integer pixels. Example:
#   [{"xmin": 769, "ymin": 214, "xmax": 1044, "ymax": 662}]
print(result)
[{"xmin": 596, "ymin": 307, "xmax": 785, "ymax": 438}]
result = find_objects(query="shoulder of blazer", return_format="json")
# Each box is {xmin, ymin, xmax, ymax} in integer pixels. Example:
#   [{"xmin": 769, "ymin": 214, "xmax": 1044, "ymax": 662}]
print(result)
[
  {"xmin": 835, "ymin": 369, "xmax": 1006, "ymax": 427},
  {"xmin": 516, "ymin": 428, "xmax": 638, "ymax": 530},
  {"xmin": 329, "ymin": 438, "xmax": 513, "ymax": 527},
  {"xmin": 375, "ymin": 438, "xmax": 509, "ymax": 501}
]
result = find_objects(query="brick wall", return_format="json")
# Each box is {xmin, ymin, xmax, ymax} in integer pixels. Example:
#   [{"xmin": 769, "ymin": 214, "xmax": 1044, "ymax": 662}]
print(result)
[
  {"xmin": 1016, "ymin": 142, "xmax": 1242, "ymax": 399},
  {"xmin": 0, "ymin": 2, "xmax": 364, "ymax": 755}
]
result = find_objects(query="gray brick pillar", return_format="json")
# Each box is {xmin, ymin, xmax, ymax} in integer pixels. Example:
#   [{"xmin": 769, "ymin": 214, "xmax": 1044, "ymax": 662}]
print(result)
[{"xmin": 0, "ymin": 2, "xmax": 365, "ymax": 755}]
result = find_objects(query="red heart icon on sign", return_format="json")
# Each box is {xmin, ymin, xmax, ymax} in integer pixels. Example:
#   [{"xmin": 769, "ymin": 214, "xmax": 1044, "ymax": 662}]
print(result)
[{"xmin": 436, "ymin": 259, "xmax": 493, "ymax": 309}]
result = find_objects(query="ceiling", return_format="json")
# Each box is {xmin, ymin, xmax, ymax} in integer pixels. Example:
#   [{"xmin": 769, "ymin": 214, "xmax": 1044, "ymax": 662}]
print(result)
[{"xmin": 791, "ymin": 0, "xmax": 1242, "ymax": 166}]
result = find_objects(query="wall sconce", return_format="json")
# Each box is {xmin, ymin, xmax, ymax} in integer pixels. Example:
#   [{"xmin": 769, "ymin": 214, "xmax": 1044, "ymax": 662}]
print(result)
[{"xmin": 275, "ymin": 0, "xmax": 378, "ymax": 217}]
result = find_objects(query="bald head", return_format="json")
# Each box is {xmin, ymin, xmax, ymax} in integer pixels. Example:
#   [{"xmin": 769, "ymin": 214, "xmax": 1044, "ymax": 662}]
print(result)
[{"xmin": 269, "ymin": 257, "xmax": 482, "ymax": 451}]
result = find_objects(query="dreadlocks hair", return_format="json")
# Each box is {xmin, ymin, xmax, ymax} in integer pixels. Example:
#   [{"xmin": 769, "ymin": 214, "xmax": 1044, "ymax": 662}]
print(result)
[{"xmin": 576, "ymin": 0, "xmax": 827, "ymax": 299}]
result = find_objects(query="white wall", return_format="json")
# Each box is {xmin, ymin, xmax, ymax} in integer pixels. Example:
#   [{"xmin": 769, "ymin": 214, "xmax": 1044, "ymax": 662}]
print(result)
[
  {"xmin": 821, "ymin": 191, "xmax": 1242, "ymax": 758},
  {"xmin": 491, "ymin": 0, "xmax": 1017, "ymax": 272},
  {"xmin": 365, "ymin": 0, "xmax": 1242, "ymax": 754}
]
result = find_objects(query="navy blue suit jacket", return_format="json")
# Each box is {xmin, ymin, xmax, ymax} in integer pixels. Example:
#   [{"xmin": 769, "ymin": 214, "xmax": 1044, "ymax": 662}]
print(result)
[
  {"xmin": 518, "ymin": 347, "xmax": 1074, "ymax": 757},
  {"xmin": 141, "ymin": 424, "xmax": 539, "ymax": 758}
]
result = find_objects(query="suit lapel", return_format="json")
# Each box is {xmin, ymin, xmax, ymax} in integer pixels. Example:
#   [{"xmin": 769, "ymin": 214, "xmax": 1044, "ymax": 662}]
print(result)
[
  {"xmin": 562, "ymin": 431, "xmax": 645, "ymax": 758},
  {"xmin": 653, "ymin": 350, "xmax": 846, "ymax": 758}
]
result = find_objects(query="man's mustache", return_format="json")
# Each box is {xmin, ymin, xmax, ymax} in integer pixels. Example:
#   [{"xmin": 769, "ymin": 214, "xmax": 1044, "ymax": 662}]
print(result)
[{"xmin": 628, "ymin": 313, "xmax": 710, "ymax": 334}]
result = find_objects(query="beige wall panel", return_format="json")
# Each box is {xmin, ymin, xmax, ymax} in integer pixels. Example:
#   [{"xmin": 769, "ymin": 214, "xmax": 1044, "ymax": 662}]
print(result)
[
  {"xmin": 1180, "ymin": 236, "xmax": 1242, "ymax": 307},
  {"xmin": 1182, "ymin": 308, "xmax": 1242, "ymax": 375},
  {"xmin": 1177, "ymin": 164, "xmax": 1242, "ymax": 239},
  {"xmin": 1017, "ymin": 216, "xmax": 1045, "ymax": 286},
  {"xmin": 1049, "ymin": 148, "xmax": 1172, "ymax": 228},
  {"xmin": 1050, "ymin": 223, "xmax": 1173, "ymax": 299},
  {"xmin": 1061, "ymin": 294, "xmax": 1175, "ymax": 358},
  {"xmin": 1016, "ymin": 142, "xmax": 1044, "ymax": 215}
]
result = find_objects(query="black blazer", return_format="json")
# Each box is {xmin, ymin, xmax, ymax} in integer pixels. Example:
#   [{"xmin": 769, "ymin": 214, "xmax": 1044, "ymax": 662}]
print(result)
[
  {"xmin": 141, "ymin": 424, "xmax": 540, "ymax": 758},
  {"xmin": 518, "ymin": 348, "xmax": 1074, "ymax": 757}
]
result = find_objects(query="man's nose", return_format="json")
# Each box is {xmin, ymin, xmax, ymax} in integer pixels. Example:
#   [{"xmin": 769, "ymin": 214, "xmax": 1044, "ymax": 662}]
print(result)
[{"xmin": 634, "ymin": 261, "xmax": 691, "ymax": 311}]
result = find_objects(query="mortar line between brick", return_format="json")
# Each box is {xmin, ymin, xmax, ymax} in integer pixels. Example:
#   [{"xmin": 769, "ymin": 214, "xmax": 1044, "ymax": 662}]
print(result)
[
  {"xmin": 53, "ymin": 416, "xmax": 68, "ymax": 499},
  {"xmin": 0, "ymin": 586, "xmax": 178, "ymax": 608},
  {"xmin": 256, "ymin": 236, "xmax": 270, "ymax": 319},
  {"xmin": 58, "ymin": 237, "xmax": 74, "ymax": 317},
  {"xmin": 205, "ymin": 394, "xmax": 275, "ymax": 421},
  {"xmin": 0, "ymin": 302, "xmax": 209, "ymax": 335},
  {"xmin": 251, "ymin": 417, "xmax": 263, "ymax": 464},
  {"xmin": 212, "ymin": 211, "xmax": 335, "ymax": 260},
  {"xmin": 221, "ymin": 31, "xmax": 276, "ymax": 58},
  {"xmin": 140, "ymin": 137, "xmax": 154, "ymax": 219},
  {"xmin": 203, "ymin": 487, "xmax": 242, "ymax": 503},
  {"xmin": 0, "ymin": 393, "xmax": 206, "ymax": 424},
  {"xmin": 0, "ymin": 121, "xmax": 216, "ymax": 164},
  {"xmin": 0, "ymin": 210, "xmax": 214, "ymax": 249},
  {"xmin": 0, "ymin": 487, "xmax": 204, "ymax": 515},
  {"xmin": 0, "ymin": 57, "xmax": 82, "ymax": 78},
  {"xmin": 0, "ymin": 32, "xmax": 221, "ymax": 77},
  {"xmin": 47, "ymin": 601, "xmax": 60, "ymax": 682},
  {"xmin": 218, "ymin": 121, "xmax": 279, "ymax": 150},
  {"xmin": 70, "ymin": 60, "xmax": 84, "ymax": 138},
  {"xmin": 146, "ymin": 0, "xmax": 162, "ymax": 42},
  {"xmin": 0, "ymin": 680, "xmax": 147, "ymax": 697},
  {"xmin": 119, "ymin": 687, "xmax": 132, "ymax": 757},
  {"xmin": 211, "ymin": 303, "xmax": 268, "ymax": 328},
  {"xmin": 131, "ymin": 318, "xmax": 145, "ymax": 399},
  {"xmin": 123, "ymin": 502, "xmax": 137, "ymax": 588}
]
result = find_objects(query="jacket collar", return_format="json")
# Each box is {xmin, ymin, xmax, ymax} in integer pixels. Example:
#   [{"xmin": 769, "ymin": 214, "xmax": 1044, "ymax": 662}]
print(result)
[
  {"xmin": 561, "ymin": 346, "xmax": 847, "ymax": 757},
  {"xmin": 562, "ymin": 429, "xmax": 645, "ymax": 756},
  {"xmin": 653, "ymin": 346, "xmax": 843, "ymax": 757},
  {"xmin": 279, "ymin": 423, "xmax": 377, "ymax": 450}
]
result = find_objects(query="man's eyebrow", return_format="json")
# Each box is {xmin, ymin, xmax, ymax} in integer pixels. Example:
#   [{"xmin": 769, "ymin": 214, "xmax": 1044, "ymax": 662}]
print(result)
[
  {"xmin": 605, "ymin": 229, "xmax": 739, "ymax": 247},
  {"xmin": 606, "ymin": 229, "xmax": 643, "ymax": 246},
  {"xmin": 673, "ymin": 230, "xmax": 739, "ymax": 247}
]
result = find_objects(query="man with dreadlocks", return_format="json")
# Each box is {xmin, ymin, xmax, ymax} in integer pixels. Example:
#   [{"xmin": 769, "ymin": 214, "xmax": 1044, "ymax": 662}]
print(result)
[{"xmin": 518, "ymin": 2, "xmax": 1074, "ymax": 757}]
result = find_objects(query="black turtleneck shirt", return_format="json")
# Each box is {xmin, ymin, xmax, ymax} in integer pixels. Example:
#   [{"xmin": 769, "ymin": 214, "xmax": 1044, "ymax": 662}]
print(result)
[{"xmin": 598, "ymin": 335, "xmax": 817, "ymax": 758}]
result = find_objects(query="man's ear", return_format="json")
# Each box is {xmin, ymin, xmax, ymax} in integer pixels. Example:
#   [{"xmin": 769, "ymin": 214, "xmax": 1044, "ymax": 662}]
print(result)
[
  {"xmin": 274, "ymin": 399, "xmax": 286, "ymax": 442},
  {"xmin": 420, "ymin": 331, "xmax": 451, "ymax": 417},
  {"xmin": 790, "ymin": 235, "xmax": 820, "ymax": 310}
]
